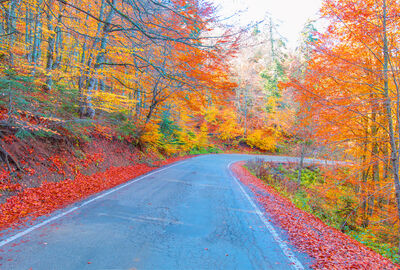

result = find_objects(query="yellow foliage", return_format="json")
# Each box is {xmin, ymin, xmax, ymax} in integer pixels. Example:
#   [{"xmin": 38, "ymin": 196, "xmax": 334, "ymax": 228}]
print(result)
[
  {"xmin": 174, "ymin": 129, "xmax": 193, "ymax": 152},
  {"xmin": 141, "ymin": 122, "xmax": 162, "ymax": 147},
  {"xmin": 197, "ymin": 122, "xmax": 209, "ymax": 148},
  {"xmin": 216, "ymin": 109, "xmax": 243, "ymax": 141},
  {"xmin": 171, "ymin": 122, "xmax": 210, "ymax": 153},
  {"xmin": 266, "ymin": 97, "xmax": 277, "ymax": 113},
  {"xmin": 91, "ymin": 91, "xmax": 136, "ymax": 113},
  {"xmin": 246, "ymin": 129, "xmax": 278, "ymax": 151},
  {"xmin": 204, "ymin": 107, "xmax": 218, "ymax": 124},
  {"xmin": 162, "ymin": 145, "xmax": 179, "ymax": 156}
]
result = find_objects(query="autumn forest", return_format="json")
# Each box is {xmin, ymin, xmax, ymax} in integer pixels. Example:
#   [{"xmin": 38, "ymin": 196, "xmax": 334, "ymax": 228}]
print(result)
[{"xmin": 1, "ymin": 0, "xmax": 400, "ymax": 267}]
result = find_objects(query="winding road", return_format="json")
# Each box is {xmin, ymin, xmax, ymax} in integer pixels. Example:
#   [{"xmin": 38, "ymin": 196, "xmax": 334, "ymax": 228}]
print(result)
[{"xmin": 0, "ymin": 154, "xmax": 319, "ymax": 269}]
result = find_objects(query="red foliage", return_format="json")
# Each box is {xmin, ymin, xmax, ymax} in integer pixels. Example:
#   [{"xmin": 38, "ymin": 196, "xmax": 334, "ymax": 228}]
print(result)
[
  {"xmin": 0, "ymin": 156, "xmax": 191, "ymax": 231},
  {"xmin": 231, "ymin": 162, "xmax": 398, "ymax": 269}
]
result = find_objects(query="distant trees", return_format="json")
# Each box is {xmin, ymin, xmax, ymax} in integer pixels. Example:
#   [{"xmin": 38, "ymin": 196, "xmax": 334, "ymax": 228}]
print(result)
[{"xmin": 230, "ymin": 18, "xmax": 294, "ymax": 151}]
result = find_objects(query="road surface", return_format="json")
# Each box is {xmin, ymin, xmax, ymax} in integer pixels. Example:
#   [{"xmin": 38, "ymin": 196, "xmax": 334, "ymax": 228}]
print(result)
[{"xmin": 0, "ymin": 154, "xmax": 315, "ymax": 269}]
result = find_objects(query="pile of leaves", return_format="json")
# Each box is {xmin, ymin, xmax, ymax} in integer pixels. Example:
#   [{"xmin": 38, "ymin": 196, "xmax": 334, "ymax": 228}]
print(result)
[
  {"xmin": 231, "ymin": 161, "xmax": 398, "ymax": 269},
  {"xmin": 0, "ymin": 156, "xmax": 191, "ymax": 232}
]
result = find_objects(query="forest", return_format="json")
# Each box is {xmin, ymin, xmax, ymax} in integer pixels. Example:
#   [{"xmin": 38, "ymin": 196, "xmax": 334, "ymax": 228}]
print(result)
[{"xmin": 1, "ymin": 0, "xmax": 400, "ymax": 266}]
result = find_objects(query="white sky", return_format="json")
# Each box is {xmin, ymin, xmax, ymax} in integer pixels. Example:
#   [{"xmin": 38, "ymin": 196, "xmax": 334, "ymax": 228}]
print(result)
[{"xmin": 210, "ymin": 0, "xmax": 322, "ymax": 49}]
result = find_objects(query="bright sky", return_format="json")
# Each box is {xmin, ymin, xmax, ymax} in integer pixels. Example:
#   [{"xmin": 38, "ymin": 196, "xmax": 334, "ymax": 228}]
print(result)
[{"xmin": 210, "ymin": 0, "xmax": 322, "ymax": 49}]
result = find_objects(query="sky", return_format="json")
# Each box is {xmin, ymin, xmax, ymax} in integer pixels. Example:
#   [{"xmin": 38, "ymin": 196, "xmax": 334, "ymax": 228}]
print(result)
[{"xmin": 210, "ymin": 0, "xmax": 322, "ymax": 49}]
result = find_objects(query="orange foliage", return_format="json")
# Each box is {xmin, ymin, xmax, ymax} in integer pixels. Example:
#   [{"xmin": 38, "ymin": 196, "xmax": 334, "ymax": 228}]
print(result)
[{"xmin": 283, "ymin": 0, "xmax": 400, "ymax": 255}]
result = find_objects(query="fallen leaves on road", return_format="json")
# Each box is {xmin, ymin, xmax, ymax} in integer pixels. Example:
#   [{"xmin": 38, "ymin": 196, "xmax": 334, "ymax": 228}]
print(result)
[{"xmin": 231, "ymin": 161, "xmax": 398, "ymax": 270}]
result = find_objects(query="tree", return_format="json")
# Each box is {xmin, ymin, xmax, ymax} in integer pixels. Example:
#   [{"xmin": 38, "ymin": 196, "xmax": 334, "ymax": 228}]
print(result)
[
  {"xmin": 230, "ymin": 18, "xmax": 293, "ymax": 151},
  {"xmin": 0, "ymin": 0, "xmax": 239, "ymax": 154},
  {"xmin": 285, "ymin": 0, "xmax": 400, "ymax": 252}
]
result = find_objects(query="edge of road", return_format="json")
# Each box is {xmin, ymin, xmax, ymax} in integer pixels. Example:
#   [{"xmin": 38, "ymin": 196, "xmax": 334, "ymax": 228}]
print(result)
[{"xmin": 228, "ymin": 161, "xmax": 305, "ymax": 270}]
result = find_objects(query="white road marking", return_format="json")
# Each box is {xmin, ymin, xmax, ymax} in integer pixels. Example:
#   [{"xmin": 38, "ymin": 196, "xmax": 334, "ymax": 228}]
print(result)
[
  {"xmin": 228, "ymin": 162, "xmax": 305, "ymax": 270},
  {"xmin": 0, "ymin": 161, "xmax": 188, "ymax": 247}
]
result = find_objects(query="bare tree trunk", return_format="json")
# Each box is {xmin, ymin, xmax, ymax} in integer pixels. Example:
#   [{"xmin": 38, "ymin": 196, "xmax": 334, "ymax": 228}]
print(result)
[
  {"xmin": 133, "ymin": 86, "xmax": 145, "ymax": 122},
  {"xmin": 243, "ymin": 87, "xmax": 248, "ymax": 137},
  {"xmin": 45, "ymin": 12, "xmax": 55, "ymax": 91},
  {"xmin": 363, "ymin": 106, "xmax": 379, "ymax": 228},
  {"xmin": 31, "ymin": 2, "xmax": 42, "ymax": 75},
  {"xmin": 6, "ymin": 0, "xmax": 16, "ymax": 65},
  {"xmin": 0, "ymin": 5, "xmax": 5, "ymax": 37},
  {"xmin": 45, "ymin": 3, "xmax": 64, "ymax": 91},
  {"xmin": 25, "ymin": 9, "xmax": 31, "ymax": 61},
  {"xmin": 80, "ymin": 0, "xmax": 109, "ymax": 118},
  {"xmin": 78, "ymin": 41, "xmax": 87, "ymax": 117},
  {"xmin": 360, "ymin": 120, "xmax": 372, "ymax": 228},
  {"xmin": 144, "ymin": 77, "xmax": 162, "ymax": 126},
  {"xmin": 382, "ymin": 0, "xmax": 400, "ymax": 255},
  {"xmin": 297, "ymin": 142, "xmax": 305, "ymax": 186}
]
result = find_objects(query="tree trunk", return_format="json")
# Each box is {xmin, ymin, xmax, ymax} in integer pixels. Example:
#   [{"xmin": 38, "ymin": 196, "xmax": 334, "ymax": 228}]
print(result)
[
  {"xmin": 45, "ymin": 3, "xmax": 64, "ymax": 91},
  {"xmin": 31, "ymin": 3, "xmax": 42, "ymax": 75},
  {"xmin": 45, "ymin": 12, "xmax": 55, "ymax": 91},
  {"xmin": 6, "ymin": 0, "xmax": 16, "ymax": 65},
  {"xmin": 382, "ymin": 0, "xmax": 400, "ymax": 255},
  {"xmin": 80, "ymin": 0, "xmax": 110, "ymax": 118},
  {"xmin": 297, "ymin": 142, "xmax": 305, "ymax": 186}
]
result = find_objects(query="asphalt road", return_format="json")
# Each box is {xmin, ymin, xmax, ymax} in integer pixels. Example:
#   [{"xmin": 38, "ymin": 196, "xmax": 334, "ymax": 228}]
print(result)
[{"xmin": 0, "ymin": 154, "xmax": 315, "ymax": 270}]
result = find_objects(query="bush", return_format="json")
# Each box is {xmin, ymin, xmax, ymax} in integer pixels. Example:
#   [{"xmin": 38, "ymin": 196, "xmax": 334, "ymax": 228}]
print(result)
[
  {"xmin": 246, "ymin": 129, "xmax": 277, "ymax": 151},
  {"xmin": 188, "ymin": 146, "xmax": 222, "ymax": 155}
]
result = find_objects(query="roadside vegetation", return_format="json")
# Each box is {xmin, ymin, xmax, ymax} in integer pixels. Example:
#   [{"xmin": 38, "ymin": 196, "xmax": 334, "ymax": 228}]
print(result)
[
  {"xmin": 246, "ymin": 159, "xmax": 400, "ymax": 264},
  {"xmin": 234, "ymin": 162, "xmax": 398, "ymax": 269}
]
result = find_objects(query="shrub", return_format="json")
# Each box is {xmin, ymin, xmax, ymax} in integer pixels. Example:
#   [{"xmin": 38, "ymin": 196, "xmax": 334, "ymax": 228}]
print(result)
[{"xmin": 246, "ymin": 129, "xmax": 277, "ymax": 151}]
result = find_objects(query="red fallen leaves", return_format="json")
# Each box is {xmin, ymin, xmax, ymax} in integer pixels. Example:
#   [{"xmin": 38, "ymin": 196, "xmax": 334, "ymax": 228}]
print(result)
[
  {"xmin": 0, "ymin": 183, "xmax": 22, "ymax": 193},
  {"xmin": 24, "ymin": 168, "xmax": 36, "ymax": 176},
  {"xmin": 231, "ymin": 162, "xmax": 398, "ymax": 270},
  {"xmin": 2, "ymin": 135, "xmax": 15, "ymax": 145},
  {"xmin": 48, "ymin": 155, "xmax": 66, "ymax": 176},
  {"xmin": 0, "ymin": 169, "xmax": 22, "ymax": 195},
  {"xmin": 0, "ymin": 169, "xmax": 10, "ymax": 182},
  {"xmin": 82, "ymin": 152, "xmax": 105, "ymax": 168},
  {"xmin": 0, "ymin": 156, "xmax": 191, "ymax": 231}
]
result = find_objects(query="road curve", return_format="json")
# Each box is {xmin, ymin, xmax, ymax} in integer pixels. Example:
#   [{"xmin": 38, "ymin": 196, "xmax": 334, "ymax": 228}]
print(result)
[{"xmin": 1, "ymin": 154, "xmax": 313, "ymax": 269}]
